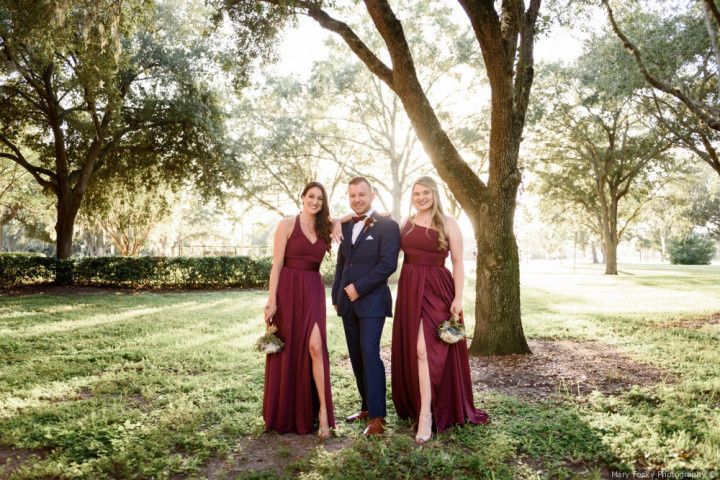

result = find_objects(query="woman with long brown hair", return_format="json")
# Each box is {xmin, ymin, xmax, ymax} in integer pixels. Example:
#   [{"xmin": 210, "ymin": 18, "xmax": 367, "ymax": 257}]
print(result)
[
  {"xmin": 263, "ymin": 181, "xmax": 336, "ymax": 437},
  {"xmin": 391, "ymin": 176, "xmax": 489, "ymax": 444}
]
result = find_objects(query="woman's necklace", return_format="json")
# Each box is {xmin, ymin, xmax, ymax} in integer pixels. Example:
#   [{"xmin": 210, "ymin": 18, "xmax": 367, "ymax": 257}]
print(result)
[
  {"xmin": 299, "ymin": 214, "xmax": 316, "ymax": 236},
  {"xmin": 414, "ymin": 214, "xmax": 432, "ymax": 227}
]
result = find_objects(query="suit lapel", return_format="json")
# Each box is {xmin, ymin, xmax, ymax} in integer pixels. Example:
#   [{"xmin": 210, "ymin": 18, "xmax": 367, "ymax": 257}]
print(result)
[{"xmin": 342, "ymin": 221, "xmax": 353, "ymax": 258}]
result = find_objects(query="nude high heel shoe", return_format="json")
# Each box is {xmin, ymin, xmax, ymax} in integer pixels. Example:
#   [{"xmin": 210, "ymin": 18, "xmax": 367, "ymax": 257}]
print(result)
[
  {"xmin": 414, "ymin": 412, "xmax": 433, "ymax": 445},
  {"xmin": 317, "ymin": 408, "xmax": 331, "ymax": 439}
]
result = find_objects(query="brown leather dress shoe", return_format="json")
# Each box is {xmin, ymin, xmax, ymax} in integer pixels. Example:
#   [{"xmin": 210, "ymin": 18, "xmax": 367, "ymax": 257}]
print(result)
[
  {"xmin": 363, "ymin": 417, "xmax": 385, "ymax": 436},
  {"xmin": 345, "ymin": 410, "xmax": 369, "ymax": 423}
]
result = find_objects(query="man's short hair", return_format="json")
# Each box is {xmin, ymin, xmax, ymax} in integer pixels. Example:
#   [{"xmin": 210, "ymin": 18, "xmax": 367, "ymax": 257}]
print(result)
[{"xmin": 348, "ymin": 176, "xmax": 373, "ymax": 192}]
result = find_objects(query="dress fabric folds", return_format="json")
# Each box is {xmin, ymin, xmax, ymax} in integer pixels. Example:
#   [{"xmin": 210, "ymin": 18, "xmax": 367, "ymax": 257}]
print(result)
[
  {"xmin": 263, "ymin": 216, "xmax": 336, "ymax": 434},
  {"xmin": 391, "ymin": 223, "xmax": 489, "ymax": 432}
]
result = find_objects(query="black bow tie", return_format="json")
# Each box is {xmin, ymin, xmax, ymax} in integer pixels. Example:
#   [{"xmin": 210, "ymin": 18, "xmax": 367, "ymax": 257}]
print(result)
[{"xmin": 352, "ymin": 215, "xmax": 367, "ymax": 224}]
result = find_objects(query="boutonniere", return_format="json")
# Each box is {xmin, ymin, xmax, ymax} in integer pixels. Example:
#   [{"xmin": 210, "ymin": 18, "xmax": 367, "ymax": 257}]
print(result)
[{"xmin": 363, "ymin": 216, "xmax": 376, "ymax": 233}]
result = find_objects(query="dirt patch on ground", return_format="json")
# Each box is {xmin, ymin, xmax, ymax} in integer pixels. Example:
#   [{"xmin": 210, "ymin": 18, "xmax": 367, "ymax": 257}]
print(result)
[
  {"xmin": 659, "ymin": 312, "xmax": 720, "ymax": 329},
  {"xmin": 198, "ymin": 433, "xmax": 353, "ymax": 479},
  {"xmin": 469, "ymin": 339, "xmax": 675, "ymax": 399},
  {"xmin": 0, "ymin": 445, "xmax": 50, "ymax": 480},
  {"xmin": 345, "ymin": 338, "xmax": 672, "ymax": 400}
]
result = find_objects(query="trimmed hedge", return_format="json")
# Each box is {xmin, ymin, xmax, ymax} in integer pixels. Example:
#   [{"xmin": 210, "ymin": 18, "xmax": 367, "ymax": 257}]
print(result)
[
  {"xmin": 0, "ymin": 253, "xmax": 59, "ymax": 286},
  {"xmin": 0, "ymin": 254, "xmax": 273, "ymax": 289}
]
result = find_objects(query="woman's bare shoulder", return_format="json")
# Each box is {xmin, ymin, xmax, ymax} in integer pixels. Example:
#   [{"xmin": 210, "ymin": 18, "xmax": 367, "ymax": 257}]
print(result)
[{"xmin": 277, "ymin": 216, "xmax": 296, "ymax": 233}]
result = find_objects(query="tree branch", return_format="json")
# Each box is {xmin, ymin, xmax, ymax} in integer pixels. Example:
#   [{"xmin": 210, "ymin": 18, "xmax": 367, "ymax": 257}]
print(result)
[
  {"xmin": 0, "ymin": 133, "xmax": 57, "ymax": 191},
  {"xmin": 512, "ymin": 0, "xmax": 541, "ymax": 138},
  {"xmin": 456, "ymin": 0, "xmax": 506, "ymax": 87},
  {"xmin": 618, "ymin": 203, "xmax": 643, "ymax": 240},
  {"xmin": 603, "ymin": 0, "xmax": 720, "ymax": 131},
  {"xmin": 283, "ymin": 0, "xmax": 488, "ymax": 214},
  {"xmin": 300, "ymin": 5, "xmax": 394, "ymax": 86},
  {"xmin": 703, "ymin": 0, "xmax": 720, "ymax": 27}
]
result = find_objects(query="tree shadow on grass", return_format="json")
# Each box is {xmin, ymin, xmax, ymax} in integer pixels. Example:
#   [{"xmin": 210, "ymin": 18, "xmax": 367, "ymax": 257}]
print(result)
[
  {"xmin": 521, "ymin": 287, "xmax": 589, "ymax": 316},
  {"xmin": 627, "ymin": 275, "xmax": 720, "ymax": 291},
  {"xmin": 613, "ymin": 265, "xmax": 720, "ymax": 291}
]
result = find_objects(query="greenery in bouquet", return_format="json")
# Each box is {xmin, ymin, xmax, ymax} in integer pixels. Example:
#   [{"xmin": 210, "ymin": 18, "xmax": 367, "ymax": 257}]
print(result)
[
  {"xmin": 256, "ymin": 324, "xmax": 285, "ymax": 354},
  {"xmin": 437, "ymin": 315, "xmax": 466, "ymax": 344}
]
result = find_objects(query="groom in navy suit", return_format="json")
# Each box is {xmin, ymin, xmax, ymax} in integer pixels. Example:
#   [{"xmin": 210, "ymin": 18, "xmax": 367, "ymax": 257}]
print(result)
[{"xmin": 332, "ymin": 176, "xmax": 400, "ymax": 436}]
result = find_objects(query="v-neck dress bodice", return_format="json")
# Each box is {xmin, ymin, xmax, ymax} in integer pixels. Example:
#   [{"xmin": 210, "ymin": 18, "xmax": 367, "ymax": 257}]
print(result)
[{"xmin": 282, "ymin": 216, "xmax": 327, "ymax": 270}]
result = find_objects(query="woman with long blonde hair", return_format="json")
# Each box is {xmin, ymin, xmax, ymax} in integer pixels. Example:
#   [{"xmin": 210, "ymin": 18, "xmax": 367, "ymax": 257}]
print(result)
[{"xmin": 391, "ymin": 176, "xmax": 489, "ymax": 444}]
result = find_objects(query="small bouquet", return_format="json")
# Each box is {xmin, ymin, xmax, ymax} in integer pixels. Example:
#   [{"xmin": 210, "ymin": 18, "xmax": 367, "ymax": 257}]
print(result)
[
  {"xmin": 256, "ymin": 324, "xmax": 284, "ymax": 354},
  {"xmin": 437, "ymin": 314, "xmax": 466, "ymax": 344}
]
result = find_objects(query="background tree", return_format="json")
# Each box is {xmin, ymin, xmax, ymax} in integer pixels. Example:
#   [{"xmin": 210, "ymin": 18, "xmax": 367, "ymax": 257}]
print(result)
[
  {"xmin": 1, "ymin": 162, "xmax": 24, "ymax": 250},
  {"xmin": 530, "ymin": 56, "xmax": 673, "ymax": 274},
  {"xmin": 631, "ymin": 166, "xmax": 704, "ymax": 259},
  {"xmin": 80, "ymin": 171, "xmax": 173, "ymax": 256},
  {"xmin": 161, "ymin": 192, "xmax": 242, "ymax": 256},
  {"xmin": 533, "ymin": 197, "xmax": 602, "ymax": 263},
  {"xmin": 311, "ymin": 58, "xmax": 429, "ymax": 218},
  {"xmin": 0, "ymin": 159, "xmax": 54, "ymax": 252},
  {"xmin": 602, "ymin": 0, "xmax": 720, "ymax": 178},
  {"xmin": 688, "ymin": 176, "xmax": 720, "ymax": 239},
  {"xmin": 0, "ymin": 161, "xmax": 24, "ymax": 250},
  {"xmin": 0, "ymin": 0, "xmax": 280, "ymax": 259},
  {"xmin": 668, "ymin": 233, "xmax": 717, "ymax": 265},
  {"xmin": 232, "ymin": 75, "xmax": 346, "ymax": 217}
]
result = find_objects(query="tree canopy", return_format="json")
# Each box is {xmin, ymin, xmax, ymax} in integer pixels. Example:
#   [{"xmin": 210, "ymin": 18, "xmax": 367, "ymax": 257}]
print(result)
[{"xmin": 0, "ymin": 0, "xmax": 282, "ymax": 258}]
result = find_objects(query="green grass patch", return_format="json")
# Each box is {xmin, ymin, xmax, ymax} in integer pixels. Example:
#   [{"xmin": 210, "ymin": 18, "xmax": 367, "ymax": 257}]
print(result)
[{"xmin": 1, "ymin": 262, "xmax": 719, "ymax": 478}]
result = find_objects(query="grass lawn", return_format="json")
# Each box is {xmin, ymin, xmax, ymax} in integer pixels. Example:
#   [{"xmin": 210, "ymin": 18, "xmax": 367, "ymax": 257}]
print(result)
[{"xmin": 1, "ymin": 262, "xmax": 719, "ymax": 479}]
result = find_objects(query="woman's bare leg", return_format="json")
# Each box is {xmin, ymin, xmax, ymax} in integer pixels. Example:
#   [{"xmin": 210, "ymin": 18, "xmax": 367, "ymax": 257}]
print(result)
[
  {"xmin": 416, "ymin": 321, "xmax": 432, "ymax": 442},
  {"xmin": 309, "ymin": 323, "xmax": 330, "ymax": 437}
]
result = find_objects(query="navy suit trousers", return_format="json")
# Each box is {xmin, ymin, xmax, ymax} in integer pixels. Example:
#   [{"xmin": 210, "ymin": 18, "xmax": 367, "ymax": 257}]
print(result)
[{"xmin": 341, "ymin": 309, "xmax": 386, "ymax": 418}]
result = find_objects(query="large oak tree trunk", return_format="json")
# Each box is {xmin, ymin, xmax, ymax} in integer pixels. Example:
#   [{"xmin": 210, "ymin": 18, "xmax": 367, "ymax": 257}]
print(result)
[
  {"xmin": 468, "ymin": 68, "xmax": 529, "ymax": 354},
  {"xmin": 473, "ymin": 200, "xmax": 529, "ymax": 354}
]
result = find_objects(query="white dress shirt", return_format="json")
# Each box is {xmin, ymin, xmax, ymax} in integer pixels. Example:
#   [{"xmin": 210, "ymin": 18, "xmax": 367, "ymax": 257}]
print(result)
[{"xmin": 351, "ymin": 209, "xmax": 375, "ymax": 244}]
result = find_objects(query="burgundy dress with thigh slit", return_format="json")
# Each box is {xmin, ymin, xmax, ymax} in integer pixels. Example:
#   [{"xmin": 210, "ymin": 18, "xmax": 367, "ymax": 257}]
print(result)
[
  {"xmin": 263, "ymin": 216, "xmax": 336, "ymax": 434},
  {"xmin": 391, "ymin": 222, "xmax": 489, "ymax": 432}
]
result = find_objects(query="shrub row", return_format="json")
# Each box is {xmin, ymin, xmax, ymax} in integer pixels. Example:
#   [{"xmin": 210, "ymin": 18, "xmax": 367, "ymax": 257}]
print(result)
[
  {"xmin": 668, "ymin": 234, "xmax": 717, "ymax": 265},
  {"xmin": 0, "ymin": 253, "xmax": 59, "ymax": 286},
  {"xmin": 0, "ymin": 253, "xmax": 273, "ymax": 289}
]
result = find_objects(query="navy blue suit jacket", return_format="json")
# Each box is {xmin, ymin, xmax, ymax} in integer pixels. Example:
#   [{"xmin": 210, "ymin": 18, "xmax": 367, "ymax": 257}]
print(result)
[{"xmin": 332, "ymin": 212, "xmax": 401, "ymax": 318}]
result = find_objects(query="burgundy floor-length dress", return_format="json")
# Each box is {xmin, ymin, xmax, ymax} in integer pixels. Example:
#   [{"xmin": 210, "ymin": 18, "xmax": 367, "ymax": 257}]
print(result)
[
  {"xmin": 263, "ymin": 216, "xmax": 336, "ymax": 434},
  {"xmin": 391, "ymin": 222, "xmax": 489, "ymax": 433}
]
